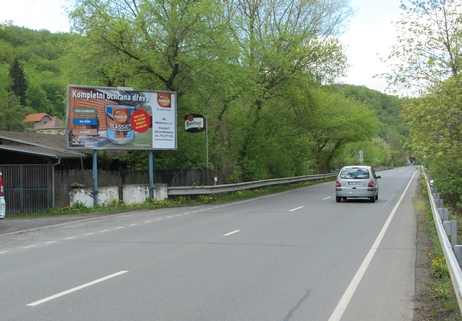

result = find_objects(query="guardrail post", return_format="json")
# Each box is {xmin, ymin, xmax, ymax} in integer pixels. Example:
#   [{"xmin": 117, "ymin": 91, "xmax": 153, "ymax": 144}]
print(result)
[
  {"xmin": 436, "ymin": 198, "xmax": 443, "ymax": 208},
  {"xmin": 443, "ymin": 220, "xmax": 457, "ymax": 249},
  {"xmin": 438, "ymin": 208, "xmax": 444, "ymax": 220},
  {"xmin": 444, "ymin": 221, "xmax": 451, "ymax": 236},
  {"xmin": 451, "ymin": 220, "xmax": 458, "ymax": 250},
  {"xmin": 439, "ymin": 207, "xmax": 448, "ymax": 221},
  {"xmin": 455, "ymin": 245, "xmax": 462, "ymax": 267}
]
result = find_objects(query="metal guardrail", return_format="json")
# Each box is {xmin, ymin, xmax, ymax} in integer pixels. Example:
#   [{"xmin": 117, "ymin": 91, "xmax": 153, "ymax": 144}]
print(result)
[
  {"xmin": 424, "ymin": 171, "xmax": 462, "ymax": 314},
  {"xmin": 167, "ymin": 173, "xmax": 337, "ymax": 195}
]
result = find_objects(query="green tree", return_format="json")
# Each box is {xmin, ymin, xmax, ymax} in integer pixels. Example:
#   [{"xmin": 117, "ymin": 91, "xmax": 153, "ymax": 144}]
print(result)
[
  {"xmin": 9, "ymin": 58, "xmax": 27, "ymax": 106},
  {"xmin": 382, "ymin": 0, "xmax": 462, "ymax": 95},
  {"xmin": 0, "ymin": 92, "xmax": 34, "ymax": 131},
  {"xmin": 68, "ymin": 0, "xmax": 354, "ymax": 179},
  {"xmin": 402, "ymin": 76, "xmax": 462, "ymax": 166}
]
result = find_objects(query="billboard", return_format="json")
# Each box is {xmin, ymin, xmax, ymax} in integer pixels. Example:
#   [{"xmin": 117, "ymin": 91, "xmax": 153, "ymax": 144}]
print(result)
[{"xmin": 66, "ymin": 85, "xmax": 177, "ymax": 150}]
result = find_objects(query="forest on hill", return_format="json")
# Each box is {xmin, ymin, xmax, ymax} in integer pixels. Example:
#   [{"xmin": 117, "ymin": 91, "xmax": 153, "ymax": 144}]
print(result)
[{"xmin": 0, "ymin": 0, "xmax": 409, "ymax": 183}]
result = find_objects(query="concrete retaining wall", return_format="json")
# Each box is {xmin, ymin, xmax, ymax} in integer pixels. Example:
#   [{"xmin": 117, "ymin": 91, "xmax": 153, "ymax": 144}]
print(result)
[{"xmin": 70, "ymin": 184, "xmax": 168, "ymax": 208}]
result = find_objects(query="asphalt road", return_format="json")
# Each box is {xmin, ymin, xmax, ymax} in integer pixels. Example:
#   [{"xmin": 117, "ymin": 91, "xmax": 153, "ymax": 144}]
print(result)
[{"xmin": 0, "ymin": 166, "xmax": 419, "ymax": 321}]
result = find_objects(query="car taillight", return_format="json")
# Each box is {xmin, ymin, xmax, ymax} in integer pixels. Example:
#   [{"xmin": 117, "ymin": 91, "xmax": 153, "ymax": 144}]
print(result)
[
  {"xmin": 0, "ymin": 173, "xmax": 4, "ymax": 196},
  {"xmin": 336, "ymin": 181, "xmax": 341, "ymax": 187},
  {"xmin": 368, "ymin": 181, "xmax": 374, "ymax": 187}
]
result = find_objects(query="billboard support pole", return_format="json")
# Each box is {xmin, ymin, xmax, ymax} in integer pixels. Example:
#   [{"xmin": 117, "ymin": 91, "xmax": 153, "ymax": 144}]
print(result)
[
  {"xmin": 206, "ymin": 114, "xmax": 209, "ymax": 185},
  {"xmin": 93, "ymin": 150, "xmax": 99, "ymax": 206},
  {"xmin": 149, "ymin": 150, "xmax": 154, "ymax": 198}
]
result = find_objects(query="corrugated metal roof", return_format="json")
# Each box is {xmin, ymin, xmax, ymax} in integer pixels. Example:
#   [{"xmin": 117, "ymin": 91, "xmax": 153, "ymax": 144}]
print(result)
[{"xmin": 0, "ymin": 130, "xmax": 88, "ymax": 159}]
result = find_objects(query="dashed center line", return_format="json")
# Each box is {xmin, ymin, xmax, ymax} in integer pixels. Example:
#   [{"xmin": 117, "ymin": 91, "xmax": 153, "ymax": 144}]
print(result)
[
  {"xmin": 27, "ymin": 271, "xmax": 129, "ymax": 307},
  {"xmin": 290, "ymin": 206, "xmax": 304, "ymax": 212},
  {"xmin": 63, "ymin": 237, "xmax": 76, "ymax": 240},
  {"xmin": 223, "ymin": 230, "xmax": 241, "ymax": 236},
  {"xmin": 23, "ymin": 245, "xmax": 36, "ymax": 249}
]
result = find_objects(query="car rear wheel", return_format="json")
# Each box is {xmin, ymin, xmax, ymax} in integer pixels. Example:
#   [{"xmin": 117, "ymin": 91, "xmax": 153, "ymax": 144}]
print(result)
[
  {"xmin": 336, "ymin": 196, "xmax": 341, "ymax": 202},
  {"xmin": 369, "ymin": 196, "xmax": 375, "ymax": 203}
]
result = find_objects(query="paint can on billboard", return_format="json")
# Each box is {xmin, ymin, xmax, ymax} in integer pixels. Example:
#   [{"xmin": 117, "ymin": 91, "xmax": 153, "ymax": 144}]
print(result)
[{"xmin": 105, "ymin": 105, "xmax": 135, "ymax": 144}]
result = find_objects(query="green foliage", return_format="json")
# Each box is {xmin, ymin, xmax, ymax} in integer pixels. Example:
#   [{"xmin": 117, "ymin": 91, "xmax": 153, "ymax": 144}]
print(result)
[
  {"xmin": 9, "ymin": 58, "xmax": 27, "ymax": 105},
  {"xmin": 0, "ymin": 92, "xmax": 34, "ymax": 131},
  {"xmin": 331, "ymin": 84, "xmax": 409, "ymax": 166},
  {"xmin": 428, "ymin": 163, "xmax": 462, "ymax": 211},
  {"xmin": 382, "ymin": 0, "xmax": 462, "ymax": 95},
  {"xmin": 0, "ymin": 3, "xmax": 408, "ymax": 180},
  {"xmin": 0, "ymin": 23, "xmax": 72, "ymax": 120}
]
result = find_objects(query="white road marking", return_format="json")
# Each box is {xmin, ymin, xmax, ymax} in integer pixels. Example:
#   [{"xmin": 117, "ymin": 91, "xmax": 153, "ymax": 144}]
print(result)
[
  {"xmin": 23, "ymin": 245, "xmax": 36, "ymax": 249},
  {"xmin": 155, "ymin": 218, "xmax": 162, "ymax": 221},
  {"xmin": 129, "ymin": 224, "xmax": 137, "ymax": 226},
  {"xmin": 328, "ymin": 170, "xmax": 417, "ymax": 321},
  {"xmin": 323, "ymin": 196, "xmax": 331, "ymax": 200},
  {"xmin": 289, "ymin": 206, "xmax": 304, "ymax": 212},
  {"xmin": 114, "ymin": 226, "xmax": 124, "ymax": 230},
  {"xmin": 223, "ymin": 230, "xmax": 241, "ymax": 236},
  {"xmin": 145, "ymin": 220, "xmax": 152, "ymax": 223},
  {"xmin": 63, "ymin": 237, "xmax": 76, "ymax": 240},
  {"xmin": 27, "ymin": 271, "xmax": 129, "ymax": 307},
  {"xmin": 84, "ymin": 233, "xmax": 94, "ymax": 236},
  {"xmin": 166, "ymin": 216, "xmax": 173, "ymax": 218},
  {"xmin": 45, "ymin": 241, "xmax": 57, "ymax": 244},
  {"xmin": 100, "ymin": 229, "xmax": 110, "ymax": 233},
  {"xmin": 0, "ymin": 251, "xmax": 6, "ymax": 254}
]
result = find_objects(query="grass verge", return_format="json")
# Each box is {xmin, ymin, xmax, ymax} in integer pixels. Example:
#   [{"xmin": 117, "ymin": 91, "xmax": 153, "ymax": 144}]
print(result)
[{"xmin": 414, "ymin": 173, "xmax": 462, "ymax": 320}]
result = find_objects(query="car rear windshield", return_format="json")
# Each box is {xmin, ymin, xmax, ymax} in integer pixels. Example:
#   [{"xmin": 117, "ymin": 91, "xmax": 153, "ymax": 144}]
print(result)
[{"xmin": 339, "ymin": 168, "xmax": 370, "ymax": 179}]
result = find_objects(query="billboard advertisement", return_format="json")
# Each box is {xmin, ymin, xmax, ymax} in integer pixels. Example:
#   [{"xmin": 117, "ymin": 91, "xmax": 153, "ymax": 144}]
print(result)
[{"xmin": 66, "ymin": 85, "xmax": 177, "ymax": 150}]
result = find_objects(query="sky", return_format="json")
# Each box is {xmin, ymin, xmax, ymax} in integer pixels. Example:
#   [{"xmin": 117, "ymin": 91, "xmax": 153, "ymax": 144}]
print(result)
[{"xmin": 0, "ymin": 0, "xmax": 403, "ymax": 94}]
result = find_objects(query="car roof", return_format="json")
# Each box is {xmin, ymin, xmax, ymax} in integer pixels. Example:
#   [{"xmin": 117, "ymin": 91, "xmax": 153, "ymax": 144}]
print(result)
[{"xmin": 341, "ymin": 165, "xmax": 371, "ymax": 169}]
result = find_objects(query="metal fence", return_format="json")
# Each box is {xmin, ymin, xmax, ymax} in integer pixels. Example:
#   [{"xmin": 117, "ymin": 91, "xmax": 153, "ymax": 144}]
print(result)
[{"xmin": 1, "ymin": 164, "xmax": 49, "ymax": 214}]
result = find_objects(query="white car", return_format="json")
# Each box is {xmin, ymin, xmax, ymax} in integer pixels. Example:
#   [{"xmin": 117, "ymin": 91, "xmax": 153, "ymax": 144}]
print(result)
[
  {"xmin": 0, "ymin": 172, "xmax": 5, "ymax": 218},
  {"xmin": 335, "ymin": 165, "xmax": 381, "ymax": 203}
]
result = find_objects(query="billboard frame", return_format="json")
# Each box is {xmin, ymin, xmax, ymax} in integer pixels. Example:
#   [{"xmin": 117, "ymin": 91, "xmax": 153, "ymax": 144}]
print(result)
[{"xmin": 66, "ymin": 85, "xmax": 177, "ymax": 151}]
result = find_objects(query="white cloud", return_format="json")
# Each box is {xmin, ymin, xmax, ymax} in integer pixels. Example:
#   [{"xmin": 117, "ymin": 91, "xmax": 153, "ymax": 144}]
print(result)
[
  {"xmin": 339, "ymin": 0, "xmax": 403, "ymax": 93},
  {"xmin": 0, "ymin": 0, "xmax": 404, "ymax": 94},
  {"xmin": 0, "ymin": 0, "xmax": 70, "ymax": 33}
]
